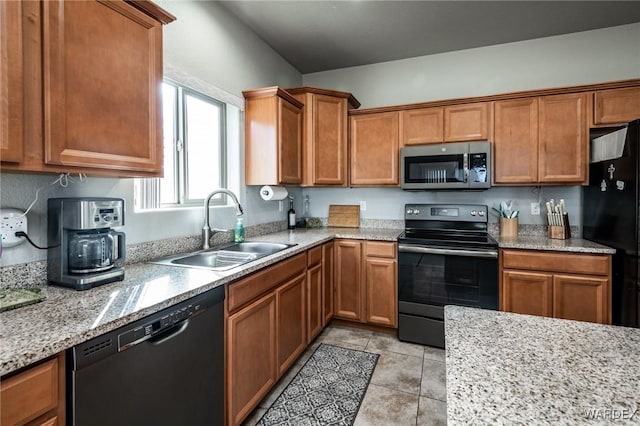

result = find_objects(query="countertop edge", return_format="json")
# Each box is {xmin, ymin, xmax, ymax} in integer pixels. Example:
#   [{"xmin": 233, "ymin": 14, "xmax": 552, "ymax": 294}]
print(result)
[{"xmin": 0, "ymin": 228, "xmax": 401, "ymax": 376}]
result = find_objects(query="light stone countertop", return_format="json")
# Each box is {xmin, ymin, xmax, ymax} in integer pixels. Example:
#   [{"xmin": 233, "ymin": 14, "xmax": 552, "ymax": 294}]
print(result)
[
  {"xmin": 491, "ymin": 234, "xmax": 616, "ymax": 254},
  {"xmin": 445, "ymin": 306, "xmax": 640, "ymax": 425},
  {"xmin": 0, "ymin": 228, "xmax": 401, "ymax": 376}
]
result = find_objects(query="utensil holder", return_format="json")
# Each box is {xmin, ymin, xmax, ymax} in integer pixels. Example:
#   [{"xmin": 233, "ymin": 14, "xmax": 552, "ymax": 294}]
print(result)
[
  {"xmin": 548, "ymin": 214, "xmax": 571, "ymax": 240},
  {"xmin": 500, "ymin": 217, "xmax": 518, "ymax": 238}
]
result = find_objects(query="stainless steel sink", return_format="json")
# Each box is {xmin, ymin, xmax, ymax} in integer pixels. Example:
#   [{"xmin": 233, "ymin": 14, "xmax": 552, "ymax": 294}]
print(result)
[{"xmin": 150, "ymin": 241, "xmax": 297, "ymax": 271}]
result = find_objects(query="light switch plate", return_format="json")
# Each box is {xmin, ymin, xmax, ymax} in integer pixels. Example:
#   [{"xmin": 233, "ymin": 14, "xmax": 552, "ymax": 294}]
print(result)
[
  {"xmin": 360, "ymin": 201, "xmax": 367, "ymax": 212},
  {"xmin": 530, "ymin": 202, "xmax": 540, "ymax": 216}
]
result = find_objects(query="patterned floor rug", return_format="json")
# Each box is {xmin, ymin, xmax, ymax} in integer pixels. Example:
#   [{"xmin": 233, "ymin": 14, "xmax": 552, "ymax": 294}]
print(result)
[{"xmin": 257, "ymin": 343, "xmax": 380, "ymax": 426}]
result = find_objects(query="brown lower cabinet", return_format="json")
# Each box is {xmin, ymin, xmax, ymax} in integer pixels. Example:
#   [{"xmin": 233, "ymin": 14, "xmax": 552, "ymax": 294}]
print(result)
[
  {"xmin": 500, "ymin": 249, "xmax": 611, "ymax": 324},
  {"xmin": 226, "ymin": 242, "xmax": 334, "ymax": 426},
  {"xmin": 334, "ymin": 239, "xmax": 397, "ymax": 327},
  {"xmin": 0, "ymin": 353, "xmax": 65, "ymax": 426}
]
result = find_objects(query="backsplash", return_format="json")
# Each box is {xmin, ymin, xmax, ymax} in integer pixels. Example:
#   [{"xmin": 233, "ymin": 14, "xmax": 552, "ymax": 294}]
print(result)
[{"xmin": 0, "ymin": 221, "xmax": 287, "ymax": 289}]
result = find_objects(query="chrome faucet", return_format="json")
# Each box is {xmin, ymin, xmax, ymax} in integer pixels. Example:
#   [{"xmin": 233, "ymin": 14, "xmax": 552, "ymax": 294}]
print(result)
[{"xmin": 202, "ymin": 189, "xmax": 244, "ymax": 250}]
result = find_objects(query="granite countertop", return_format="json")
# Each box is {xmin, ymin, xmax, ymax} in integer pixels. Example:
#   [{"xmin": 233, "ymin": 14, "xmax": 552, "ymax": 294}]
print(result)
[
  {"xmin": 445, "ymin": 306, "xmax": 640, "ymax": 425},
  {"xmin": 0, "ymin": 227, "xmax": 401, "ymax": 376},
  {"xmin": 491, "ymin": 233, "xmax": 616, "ymax": 254}
]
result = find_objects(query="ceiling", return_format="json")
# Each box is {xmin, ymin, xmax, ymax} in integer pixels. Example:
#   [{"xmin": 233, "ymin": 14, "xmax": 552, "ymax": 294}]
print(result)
[{"xmin": 218, "ymin": 1, "xmax": 640, "ymax": 74}]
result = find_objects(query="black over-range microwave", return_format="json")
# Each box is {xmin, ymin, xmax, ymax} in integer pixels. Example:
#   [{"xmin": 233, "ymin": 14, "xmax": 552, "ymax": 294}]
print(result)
[{"xmin": 400, "ymin": 141, "xmax": 491, "ymax": 190}]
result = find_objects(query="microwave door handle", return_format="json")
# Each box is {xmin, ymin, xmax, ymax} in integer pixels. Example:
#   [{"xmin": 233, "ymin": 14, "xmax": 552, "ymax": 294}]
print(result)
[{"xmin": 463, "ymin": 152, "xmax": 469, "ymax": 183}]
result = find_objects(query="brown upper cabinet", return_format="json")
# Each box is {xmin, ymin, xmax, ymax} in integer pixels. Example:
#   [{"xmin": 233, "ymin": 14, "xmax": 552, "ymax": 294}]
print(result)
[
  {"xmin": 0, "ymin": 1, "xmax": 24, "ymax": 164},
  {"xmin": 538, "ymin": 93, "xmax": 587, "ymax": 183},
  {"xmin": 1, "ymin": 0, "xmax": 174, "ymax": 177},
  {"xmin": 444, "ymin": 102, "xmax": 490, "ymax": 142},
  {"xmin": 493, "ymin": 93, "xmax": 587, "ymax": 184},
  {"xmin": 493, "ymin": 98, "xmax": 539, "ymax": 184},
  {"xmin": 593, "ymin": 87, "xmax": 640, "ymax": 126},
  {"xmin": 287, "ymin": 87, "xmax": 360, "ymax": 186},
  {"xmin": 400, "ymin": 102, "xmax": 489, "ymax": 146},
  {"xmin": 244, "ymin": 87, "xmax": 303, "ymax": 186},
  {"xmin": 349, "ymin": 111, "xmax": 400, "ymax": 186},
  {"xmin": 400, "ymin": 107, "xmax": 444, "ymax": 145}
]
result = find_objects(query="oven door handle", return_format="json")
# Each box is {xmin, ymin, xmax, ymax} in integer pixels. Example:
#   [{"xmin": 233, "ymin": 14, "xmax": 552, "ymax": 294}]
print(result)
[{"xmin": 398, "ymin": 244, "xmax": 498, "ymax": 259}]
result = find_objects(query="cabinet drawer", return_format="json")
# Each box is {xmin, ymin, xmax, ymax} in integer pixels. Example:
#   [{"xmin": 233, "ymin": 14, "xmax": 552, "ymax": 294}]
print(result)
[
  {"xmin": 227, "ymin": 253, "xmax": 306, "ymax": 313},
  {"xmin": 1, "ymin": 358, "xmax": 58, "ymax": 426},
  {"xmin": 501, "ymin": 250, "xmax": 610, "ymax": 276},
  {"xmin": 365, "ymin": 241, "xmax": 396, "ymax": 259},
  {"xmin": 307, "ymin": 246, "xmax": 322, "ymax": 267}
]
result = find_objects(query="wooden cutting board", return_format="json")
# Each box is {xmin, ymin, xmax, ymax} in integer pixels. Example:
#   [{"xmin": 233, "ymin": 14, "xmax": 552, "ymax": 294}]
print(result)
[{"xmin": 328, "ymin": 205, "xmax": 360, "ymax": 228}]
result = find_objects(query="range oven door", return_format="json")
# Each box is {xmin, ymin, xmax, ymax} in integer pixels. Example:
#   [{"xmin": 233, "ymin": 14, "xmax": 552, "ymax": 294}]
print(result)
[{"xmin": 397, "ymin": 244, "xmax": 498, "ymax": 347}]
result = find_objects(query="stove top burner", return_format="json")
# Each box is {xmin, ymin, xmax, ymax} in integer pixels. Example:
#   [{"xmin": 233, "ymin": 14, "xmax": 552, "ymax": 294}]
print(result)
[
  {"xmin": 398, "ymin": 230, "xmax": 498, "ymax": 250},
  {"xmin": 399, "ymin": 204, "xmax": 498, "ymax": 250}
]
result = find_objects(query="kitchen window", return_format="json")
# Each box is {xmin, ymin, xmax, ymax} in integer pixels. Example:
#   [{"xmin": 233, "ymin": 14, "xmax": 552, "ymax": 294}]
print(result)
[{"xmin": 136, "ymin": 81, "xmax": 227, "ymax": 209}]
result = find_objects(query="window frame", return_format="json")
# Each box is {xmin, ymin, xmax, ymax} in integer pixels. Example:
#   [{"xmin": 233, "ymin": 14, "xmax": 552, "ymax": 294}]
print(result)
[{"xmin": 143, "ymin": 79, "xmax": 228, "ymax": 209}]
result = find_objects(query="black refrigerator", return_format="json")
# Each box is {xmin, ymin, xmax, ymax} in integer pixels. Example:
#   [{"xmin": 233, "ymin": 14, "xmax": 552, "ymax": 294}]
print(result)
[{"xmin": 583, "ymin": 119, "xmax": 639, "ymax": 328}]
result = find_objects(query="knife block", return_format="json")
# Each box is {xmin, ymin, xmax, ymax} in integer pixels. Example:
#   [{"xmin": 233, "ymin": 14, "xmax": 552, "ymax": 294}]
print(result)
[{"xmin": 548, "ymin": 214, "xmax": 571, "ymax": 240}]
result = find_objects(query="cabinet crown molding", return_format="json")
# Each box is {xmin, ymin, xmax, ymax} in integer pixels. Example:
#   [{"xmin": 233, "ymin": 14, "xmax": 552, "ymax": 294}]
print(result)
[
  {"xmin": 350, "ymin": 78, "xmax": 640, "ymax": 116},
  {"xmin": 286, "ymin": 86, "xmax": 361, "ymax": 109},
  {"xmin": 243, "ymin": 86, "xmax": 304, "ymax": 109}
]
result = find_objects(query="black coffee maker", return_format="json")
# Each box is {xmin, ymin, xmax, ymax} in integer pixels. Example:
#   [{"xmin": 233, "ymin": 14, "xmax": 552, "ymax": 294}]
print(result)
[{"xmin": 48, "ymin": 197, "xmax": 126, "ymax": 290}]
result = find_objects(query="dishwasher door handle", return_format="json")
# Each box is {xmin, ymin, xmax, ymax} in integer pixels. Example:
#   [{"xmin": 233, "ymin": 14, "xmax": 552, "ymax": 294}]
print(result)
[{"xmin": 149, "ymin": 319, "xmax": 190, "ymax": 346}]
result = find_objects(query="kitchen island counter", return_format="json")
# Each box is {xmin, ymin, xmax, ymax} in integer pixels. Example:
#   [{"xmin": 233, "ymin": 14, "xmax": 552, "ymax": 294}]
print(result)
[
  {"xmin": 445, "ymin": 305, "xmax": 640, "ymax": 425},
  {"xmin": 0, "ymin": 227, "xmax": 401, "ymax": 376}
]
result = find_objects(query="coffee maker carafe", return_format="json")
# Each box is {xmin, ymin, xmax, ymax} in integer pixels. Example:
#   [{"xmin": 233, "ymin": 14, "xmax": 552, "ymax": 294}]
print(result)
[{"xmin": 48, "ymin": 198, "xmax": 126, "ymax": 290}]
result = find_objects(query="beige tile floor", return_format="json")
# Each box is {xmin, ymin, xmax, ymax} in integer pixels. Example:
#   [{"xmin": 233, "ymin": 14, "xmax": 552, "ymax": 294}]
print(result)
[{"xmin": 242, "ymin": 323, "xmax": 447, "ymax": 426}]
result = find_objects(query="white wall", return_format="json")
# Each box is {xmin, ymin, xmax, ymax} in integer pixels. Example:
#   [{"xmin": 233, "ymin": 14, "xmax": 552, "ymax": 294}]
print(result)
[
  {"xmin": 0, "ymin": 1, "xmax": 302, "ymax": 266},
  {"xmin": 303, "ymin": 23, "xmax": 640, "ymax": 108},
  {"xmin": 302, "ymin": 23, "xmax": 640, "ymax": 225}
]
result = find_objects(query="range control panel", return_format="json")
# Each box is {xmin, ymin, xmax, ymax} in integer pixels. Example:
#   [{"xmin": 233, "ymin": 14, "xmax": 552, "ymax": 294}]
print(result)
[
  {"xmin": 117, "ymin": 302, "xmax": 202, "ymax": 351},
  {"xmin": 404, "ymin": 204, "xmax": 488, "ymax": 222}
]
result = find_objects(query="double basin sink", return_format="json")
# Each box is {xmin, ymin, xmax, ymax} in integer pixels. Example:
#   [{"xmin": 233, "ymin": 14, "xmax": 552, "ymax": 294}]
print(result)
[{"xmin": 151, "ymin": 241, "xmax": 297, "ymax": 272}]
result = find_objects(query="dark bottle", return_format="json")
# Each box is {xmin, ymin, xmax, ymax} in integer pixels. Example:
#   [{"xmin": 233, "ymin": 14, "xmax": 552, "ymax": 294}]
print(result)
[{"xmin": 288, "ymin": 198, "xmax": 296, "ymax": 230}]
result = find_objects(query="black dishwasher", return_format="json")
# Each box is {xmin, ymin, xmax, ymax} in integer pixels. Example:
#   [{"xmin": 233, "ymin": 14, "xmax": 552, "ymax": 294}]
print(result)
[{"xmin": 68, "ymin": 285, "xmax": 224, "ymax": 426}]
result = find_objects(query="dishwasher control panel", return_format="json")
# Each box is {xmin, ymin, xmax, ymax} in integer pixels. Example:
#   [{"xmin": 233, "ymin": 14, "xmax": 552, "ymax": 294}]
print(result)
[{"xmin": 118, "ymin": 302, "xmax": 202, "ymax": 351}]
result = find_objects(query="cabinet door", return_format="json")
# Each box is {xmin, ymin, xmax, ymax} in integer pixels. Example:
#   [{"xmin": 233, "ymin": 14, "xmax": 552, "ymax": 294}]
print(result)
[
  {"xmin": 227, "ymin": 293, "xmax": 277, "ymax": 426},
  {"xmin": 538, "ymin": 93, "xmax": 587, "ymax": 183},
  {"xmin": 42, "ymin": 0, "xmax": 163, "ymax": 173},
  {"xmin": 307, "ymin": 263, "xmax": 323, "ymax": 343},
  {"xmin": 493, "ymin": 98, "xmax": 539, "ymax": 184},
  {"xmin": 400, "ymin": 107, "xmax": 444, "ymax": 145},
  {"xmin": 0, "ymin": 358, "xmax": 59, "ymax": 426},
  {"xmin": 278, "ymin": 97, "xmax": 303, "ymax": 184},
  {"xmin": 311, "ymin": 94, "xmax": 348, "ymax": 185},
  {"xmin": 0, "ymin": 1, "xmax": 24, "ymax": 163},
  {"xmin": 322, "ymin": 242, "xmax": 334, "ymax": 326},
  {"xmin": 501, "ymin": 270, "xmax": 553, "ymax": 317},
  {"xmin": 365, "ymin": 257, "xmax": 397, "ymax": 327},
  {"xmin": 334, "ymin": 240, "xmax": 364, "ymax": 321},
  {"xmin": 444, "ymin": 102, "xmax": 489, "ymax": 142},
  {"xmin": 349, "ymin": 112, "xmax": 400, "ymax": 185},
  {"xmin": 276, "ymin": 273, "xmax": 306, "ymax": 375},
  {"xmin": 553, "ymin": 274, "xmax": 609, "ymax": 324},
  {"xmin": 593, "ymin": 87, "xmax": 640, "ymax": 125}
]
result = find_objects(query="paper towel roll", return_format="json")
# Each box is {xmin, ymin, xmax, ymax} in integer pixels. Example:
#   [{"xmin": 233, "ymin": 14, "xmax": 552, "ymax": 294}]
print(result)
[{"xmin": 260, "ymin": 185, "xmax": 288, "ymax": 201}]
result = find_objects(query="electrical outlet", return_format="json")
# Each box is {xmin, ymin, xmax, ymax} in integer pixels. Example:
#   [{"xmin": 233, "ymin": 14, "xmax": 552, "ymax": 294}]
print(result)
[
  {"xmin": 360, "ymin": 201, "xmax": 367, "ymax": 212},
  {"xmin": 530, "ymin": 202, "xmax": 541, "ymax": 216},
  {"xmin": 0, "ymin": 208, "xmax": 28, "ymax": 248}
]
